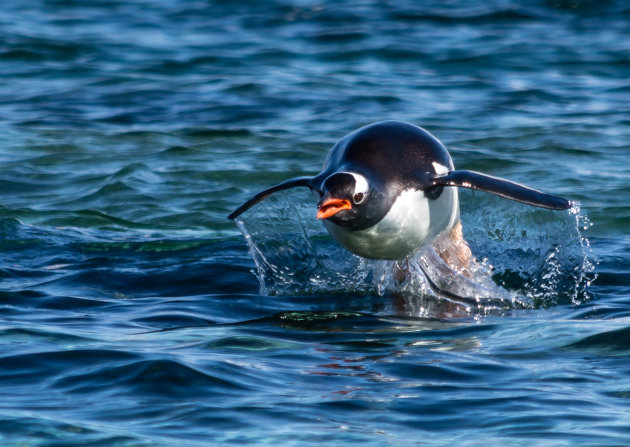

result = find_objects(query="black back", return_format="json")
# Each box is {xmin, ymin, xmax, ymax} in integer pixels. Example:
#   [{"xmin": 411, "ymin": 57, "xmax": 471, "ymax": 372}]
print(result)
[{"xmin": 318, "ymin": 121, "xmax": 453, "ymax": 194}]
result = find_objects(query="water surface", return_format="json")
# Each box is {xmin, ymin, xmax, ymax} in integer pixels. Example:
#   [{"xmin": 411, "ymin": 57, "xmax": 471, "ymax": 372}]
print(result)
[{"xmin": 1, "ymin": 1, "xmax": 630, "ymax": 445}]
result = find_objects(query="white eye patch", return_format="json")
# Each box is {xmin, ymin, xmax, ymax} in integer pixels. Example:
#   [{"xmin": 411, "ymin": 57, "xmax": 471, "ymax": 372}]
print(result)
[
  {"xmin": 346, "ymin": 172, "xmax": 369, "ymax": 196},
  {"xmin": 432, "ymin": 162, "xmax": 449, "ymax": 176}
]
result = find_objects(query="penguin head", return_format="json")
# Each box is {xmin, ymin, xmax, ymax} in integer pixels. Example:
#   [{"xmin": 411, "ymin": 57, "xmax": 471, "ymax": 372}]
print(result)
[{"xmin": 316, "ymin": 171, "xmax": 384, "ymax": 230}]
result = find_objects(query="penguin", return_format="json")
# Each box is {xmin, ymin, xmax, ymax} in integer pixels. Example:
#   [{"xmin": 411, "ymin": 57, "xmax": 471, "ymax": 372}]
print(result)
[{"xmin": 228, "ymin": 121, "xmax": 570, "ymax": 261}]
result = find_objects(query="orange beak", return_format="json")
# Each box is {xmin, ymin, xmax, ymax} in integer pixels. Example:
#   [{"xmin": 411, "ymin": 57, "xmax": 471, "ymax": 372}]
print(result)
[{"xmin": 316, "ymin": 198, "xmax": 352, "ymax": 219}]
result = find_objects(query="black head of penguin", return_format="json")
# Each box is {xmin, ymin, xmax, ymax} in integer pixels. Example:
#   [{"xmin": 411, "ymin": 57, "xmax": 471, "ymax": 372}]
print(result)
[
  {"xmin": 314, "ymin": 121, "xmax": 454, "ymax": 228},
  {"xmin": 323, "ymin": 121, "xmax": 454, "ymax": 186},
  {"xmin": 316, "ymin": 172, "xmax": 388, "ymax": 231}
]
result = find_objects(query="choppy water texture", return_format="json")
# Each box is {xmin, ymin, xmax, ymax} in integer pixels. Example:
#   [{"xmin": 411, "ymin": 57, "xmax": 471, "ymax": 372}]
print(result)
[{"xmin": 1, "ymin": 1, "xmax": 630, "ymax": 445}]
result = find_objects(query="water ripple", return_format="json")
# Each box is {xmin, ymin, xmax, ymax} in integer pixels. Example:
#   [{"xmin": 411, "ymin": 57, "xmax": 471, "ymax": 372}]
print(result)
[{"xmin": 0, "ymin": 0, "xmax": 629, "ymax": 445}]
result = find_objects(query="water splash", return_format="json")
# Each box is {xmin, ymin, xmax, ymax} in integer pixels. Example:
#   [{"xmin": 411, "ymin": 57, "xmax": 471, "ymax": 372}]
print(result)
[
  {"xmin": 235, "ymin": 188, "xmax": 595, "ymax": 315},
  {"xmin": 568, "ymin": 202, "xmax": 597, "ymax": 303}
]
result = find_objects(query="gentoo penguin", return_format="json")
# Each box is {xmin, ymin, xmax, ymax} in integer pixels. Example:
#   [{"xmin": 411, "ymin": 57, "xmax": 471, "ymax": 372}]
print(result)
[{"xmin": 228, "ymin": 121, "xmax": 570, "ymax": 261}]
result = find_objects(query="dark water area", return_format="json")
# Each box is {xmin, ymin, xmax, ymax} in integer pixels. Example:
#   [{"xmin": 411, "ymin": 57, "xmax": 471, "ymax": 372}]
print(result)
[{"xmin": 1, "ymin": 0, "xmax": 630, "ymax": 445}]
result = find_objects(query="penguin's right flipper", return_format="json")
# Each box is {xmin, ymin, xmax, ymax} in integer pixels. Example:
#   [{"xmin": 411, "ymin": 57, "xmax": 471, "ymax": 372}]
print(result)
[
  {"xmin": 228, "ymin": 176, "xmax": 318, "ymax": 220},
  {"xmin": 430, "ymin": 170, "xmax": 571, "ymax": 210}
]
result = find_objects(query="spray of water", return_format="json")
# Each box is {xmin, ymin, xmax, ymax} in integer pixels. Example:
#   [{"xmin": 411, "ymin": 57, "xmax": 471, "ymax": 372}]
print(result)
[{"xmin": 235, "ymin": 188, "xmax": 595, "ymax": 315}]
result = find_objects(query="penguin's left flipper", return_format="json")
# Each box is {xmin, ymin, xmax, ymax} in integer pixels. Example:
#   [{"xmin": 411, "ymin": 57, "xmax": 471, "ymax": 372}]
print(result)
[
  {"xmin": 228, "ymin": 176, "xmax": 318, "ymax": 220},
  {"xmin": 429, "ymin": 170, "xmax": 571, "ymax": 210}
]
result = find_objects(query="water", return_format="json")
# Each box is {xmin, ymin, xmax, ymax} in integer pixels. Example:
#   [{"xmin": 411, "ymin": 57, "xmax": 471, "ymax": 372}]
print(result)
[{"xmin": 1, "ymin": 0, "xmax": 629, "ymax": 445}]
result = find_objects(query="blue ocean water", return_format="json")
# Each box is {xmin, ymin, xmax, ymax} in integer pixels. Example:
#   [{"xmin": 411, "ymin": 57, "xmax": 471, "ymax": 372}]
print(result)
[{"xmin": 1, "ymin": 0, "xmax": 630, "ymax": 445}]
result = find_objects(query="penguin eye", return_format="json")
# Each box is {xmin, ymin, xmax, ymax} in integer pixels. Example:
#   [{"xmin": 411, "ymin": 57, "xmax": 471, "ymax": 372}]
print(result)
[{"xmin": 353, "ymin": 192, "xmax": 365, "ymax": 204}]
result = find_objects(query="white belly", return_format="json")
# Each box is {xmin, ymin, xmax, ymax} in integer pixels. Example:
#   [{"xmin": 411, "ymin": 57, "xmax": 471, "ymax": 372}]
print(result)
[{"xmin": 324, "ymin": 188, "xmax": 459, "ymax": 260}]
